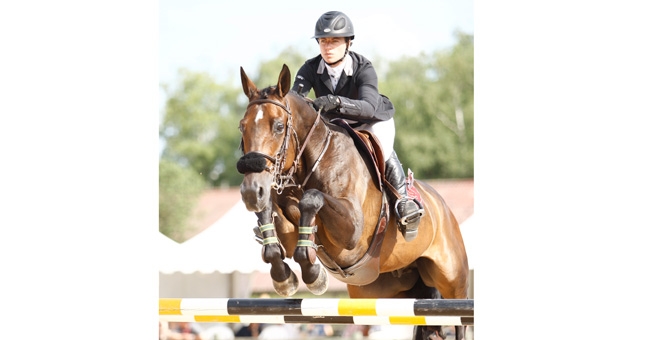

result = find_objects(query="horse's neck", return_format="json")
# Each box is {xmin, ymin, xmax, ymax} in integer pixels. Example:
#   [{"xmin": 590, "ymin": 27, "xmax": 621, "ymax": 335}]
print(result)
[
  {"xmin": 292, "ymin": 100, "xmax": 329, "ymax": 154},
  {"xmin": 289, "ymin": 102, "xmax": 333, "ymax": 179}
]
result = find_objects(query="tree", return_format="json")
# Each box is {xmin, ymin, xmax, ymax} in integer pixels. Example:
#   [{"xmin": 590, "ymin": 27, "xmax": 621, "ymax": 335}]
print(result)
[
  {"xmin": 159, "ymin": 158, "xmax": 206, "ymax": 242},
  {"xmin": 160, "ymin": 68, "xmax": 245, "ymax": 187},
  {"xmin": 380, "ymin": 31, "xmax": 474, "ymax": 179}
]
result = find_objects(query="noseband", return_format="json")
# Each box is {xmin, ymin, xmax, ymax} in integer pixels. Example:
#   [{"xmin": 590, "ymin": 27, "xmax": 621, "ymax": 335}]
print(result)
[{"xmin": 238, "ymin": 97, "xmax": 330, "ymax": 193}]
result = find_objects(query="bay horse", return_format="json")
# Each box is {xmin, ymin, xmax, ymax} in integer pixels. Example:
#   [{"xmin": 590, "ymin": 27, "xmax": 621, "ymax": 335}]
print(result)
[{"xmin": 236, "ymin": 64, "xmax": 469, "ymax": 340}]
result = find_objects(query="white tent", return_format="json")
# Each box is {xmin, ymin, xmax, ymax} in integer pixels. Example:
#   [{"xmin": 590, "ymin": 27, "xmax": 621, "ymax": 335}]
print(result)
[
  {"xmin": 157, "ymin": 228, "xmax": 186, "ymax": 273},
  {"xmin": 159, "ymin": 201, "xmax": 272, "ymax": 298},
  {"xmin": 459, "ymin": 214, "xmax": 479, "ymax": 270},
  {"xmin": 175, "ymin": 201, "xmax": 271, "ymax": 274}
]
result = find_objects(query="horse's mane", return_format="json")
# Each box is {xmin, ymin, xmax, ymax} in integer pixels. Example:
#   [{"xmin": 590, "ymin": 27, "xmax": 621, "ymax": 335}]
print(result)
[
  {"xmin": 285, "ymin": 90, "xmax": 334, "ymax": 126},
  {"xmin": 256, "ymin": 86, "xmax": 277, "ymax": 99}
]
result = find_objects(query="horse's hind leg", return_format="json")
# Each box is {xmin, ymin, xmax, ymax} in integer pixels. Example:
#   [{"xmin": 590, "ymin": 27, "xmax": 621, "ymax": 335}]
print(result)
[
  {"xmin": 404, "ymin": 277, "xmax": 447, "ymax": 340},
  {"xmin": 255, "ymin": 209, "xmax": 299, "ymax": 297},
  {"xmin": 412, "ymin": 301, "xmax": 463, "ymax": 340},
  {"xmin": 293, "ymin": 189, "xmax": 329, "ymax": 295},
  {"xmin": 416, "ymin": 257, "xmax": 469, "ymax": 340}
]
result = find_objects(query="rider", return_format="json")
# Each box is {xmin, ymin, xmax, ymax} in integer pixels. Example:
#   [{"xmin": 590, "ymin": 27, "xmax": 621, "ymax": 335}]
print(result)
[{"xmin": 291, "ymin": 10, "xmax": 424, "ymax": 241}]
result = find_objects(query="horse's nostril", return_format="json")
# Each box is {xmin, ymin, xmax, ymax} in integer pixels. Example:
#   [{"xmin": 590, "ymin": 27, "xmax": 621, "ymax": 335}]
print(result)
[{"xmin": 258, "ymin": 186, "xmax": 264, "ymax": 199}]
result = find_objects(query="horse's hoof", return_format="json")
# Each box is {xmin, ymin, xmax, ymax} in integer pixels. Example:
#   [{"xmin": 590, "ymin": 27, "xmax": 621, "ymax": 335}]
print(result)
[
  {"xmin": 306, "ymin": 266, "xmax": 329, "ymax": 295},
  {"xmin": 273, "ymin": 271, "xmax": 299, "ymax": 297},
  {"xmin": 420, "ymin": 326, "xmax": 445, "ymax": 340}
]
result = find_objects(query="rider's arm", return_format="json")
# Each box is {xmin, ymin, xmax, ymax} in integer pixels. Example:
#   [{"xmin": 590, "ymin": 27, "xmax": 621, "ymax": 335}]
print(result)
[
  {"xmin": 291, "ymin": 60, "xmax": 316, "ymax": 98},
  {"xmin": 331, "ymin": 61, "xmax": 394, "ymax": 123}
]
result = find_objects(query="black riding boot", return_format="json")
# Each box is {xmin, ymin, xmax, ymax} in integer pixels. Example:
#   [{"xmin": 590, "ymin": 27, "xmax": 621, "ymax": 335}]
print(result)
[{"xmin": 385, "ymin": 151, "xmax": 423, "ymax": 242}]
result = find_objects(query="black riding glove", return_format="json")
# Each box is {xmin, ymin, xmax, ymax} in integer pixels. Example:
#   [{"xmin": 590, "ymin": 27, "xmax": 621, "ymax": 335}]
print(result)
[{"xmin": 313, "ymin": 95, "xmax": 341, "ymax": 113}]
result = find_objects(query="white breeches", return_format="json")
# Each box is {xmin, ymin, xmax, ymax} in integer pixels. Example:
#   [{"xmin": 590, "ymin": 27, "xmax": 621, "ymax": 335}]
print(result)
[{"xmin": 352, "ymin": 118, "xmax": 395, "ymax": 160}]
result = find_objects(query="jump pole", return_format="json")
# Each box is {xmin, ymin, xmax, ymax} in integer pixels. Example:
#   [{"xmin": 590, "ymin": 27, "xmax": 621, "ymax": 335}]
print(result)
[{"xmin": 159, "ymin": 298, "xmax": 474, "ymax": 326}]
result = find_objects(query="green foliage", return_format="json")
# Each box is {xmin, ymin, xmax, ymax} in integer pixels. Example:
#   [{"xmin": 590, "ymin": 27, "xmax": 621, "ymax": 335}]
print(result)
[
  {"xmin": 159, "ymin": 159, "xmax": 206, "ymax": 242},
  {"xmin": 160, "ymin": 69, "xmax": 245, "ymax": 187},
  {"xmin": 380, "ymin": 31, "xmax": 474, "ymax": 178}
]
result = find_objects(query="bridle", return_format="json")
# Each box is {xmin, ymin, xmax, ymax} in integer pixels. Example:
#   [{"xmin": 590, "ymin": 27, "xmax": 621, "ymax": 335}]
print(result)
[{"xmin": 239, "ymin": 97, "xmax": 331, "ymax": 194}]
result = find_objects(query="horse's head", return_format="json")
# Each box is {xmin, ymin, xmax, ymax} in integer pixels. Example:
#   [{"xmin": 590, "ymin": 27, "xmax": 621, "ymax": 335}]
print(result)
[{"xmin": 237, "ymin": 64, "xmax": 297, "ymax": 212}]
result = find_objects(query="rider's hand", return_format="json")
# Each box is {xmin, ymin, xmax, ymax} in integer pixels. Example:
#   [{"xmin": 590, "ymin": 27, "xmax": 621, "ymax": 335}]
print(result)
[{"xmin": 313, "ymin": 95, "xmax": 341, "ymax": 113}]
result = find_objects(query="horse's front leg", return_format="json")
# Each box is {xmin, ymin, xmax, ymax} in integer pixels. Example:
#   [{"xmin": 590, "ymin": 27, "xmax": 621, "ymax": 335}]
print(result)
[
  {"xmin": 255, "ymin": 208, "xmax": 299, "ymax": 297},
  {"xmin": 293, "ymin": 189, "xmax": 328, "ymax": 295}
]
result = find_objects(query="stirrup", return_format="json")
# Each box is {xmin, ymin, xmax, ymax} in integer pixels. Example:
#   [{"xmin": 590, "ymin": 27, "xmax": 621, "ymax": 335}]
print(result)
[{"xmin": 394, "ymin": 197, "xmax": 424, "ymax": 241}]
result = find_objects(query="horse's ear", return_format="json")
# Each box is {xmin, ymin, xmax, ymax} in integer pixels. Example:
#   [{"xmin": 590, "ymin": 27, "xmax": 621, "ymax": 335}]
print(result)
[
  {"xmin": 276, "ymin": 64, "xmax": 290, "ymax": 98},
  {"xmin": 240, "ymin": 66, "xmax": 258, "ymax": 99}
]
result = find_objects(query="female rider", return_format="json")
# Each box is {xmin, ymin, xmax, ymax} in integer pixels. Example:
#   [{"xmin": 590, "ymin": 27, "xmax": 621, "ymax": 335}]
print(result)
[{"xmin": 291, "ymin": 11, "xmax": 423, "ymax": 241}]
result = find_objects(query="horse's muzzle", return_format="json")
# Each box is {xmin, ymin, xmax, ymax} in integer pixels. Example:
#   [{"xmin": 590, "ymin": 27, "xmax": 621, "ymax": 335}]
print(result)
[{"xmin": 240, "ymin": 172, "xmax": 272, "ymax": 212}]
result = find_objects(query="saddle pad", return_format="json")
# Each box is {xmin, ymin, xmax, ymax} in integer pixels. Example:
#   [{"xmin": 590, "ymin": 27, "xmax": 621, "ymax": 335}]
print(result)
[{"xmin": 406, "ymin": 169, "xmax": 424, "ymax": 206}]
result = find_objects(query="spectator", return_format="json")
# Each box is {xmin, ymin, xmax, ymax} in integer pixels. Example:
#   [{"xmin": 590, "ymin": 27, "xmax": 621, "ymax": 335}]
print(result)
[
  {"xmin": 341, "ymin": 324, "xmax": 370, "ymax": 339},
  {"xmin": 303, "ymin": 324, "xmax": 334, "ymax": 337},
  {"xmin": 168, "ymin": 322, "xmax": 203, "ymax": 340},
  {"xmin": 235, "ymin": 323, "xmax": 262, "ymax": 338},
  {"xmin": 159, "ymin": 321, "xmax": 171, "ymax": 340}
]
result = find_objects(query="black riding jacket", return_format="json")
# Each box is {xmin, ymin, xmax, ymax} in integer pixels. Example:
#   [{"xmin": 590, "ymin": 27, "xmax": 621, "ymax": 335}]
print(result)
[{"xmin": 291, "ymin": 51, "xmax": 395, "ymax": 124}]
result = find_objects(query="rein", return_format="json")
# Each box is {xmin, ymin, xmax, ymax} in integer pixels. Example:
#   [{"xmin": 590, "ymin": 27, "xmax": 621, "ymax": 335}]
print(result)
[{"xmin": 244, "ymin": 97, "xmax": 330, "ymax": 193}]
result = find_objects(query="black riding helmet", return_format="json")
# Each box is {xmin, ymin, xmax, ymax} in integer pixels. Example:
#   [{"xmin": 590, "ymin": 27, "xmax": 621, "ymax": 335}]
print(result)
[{"xmin": 313, "ymin": 11, "xmax": 355, "ymax": 41}]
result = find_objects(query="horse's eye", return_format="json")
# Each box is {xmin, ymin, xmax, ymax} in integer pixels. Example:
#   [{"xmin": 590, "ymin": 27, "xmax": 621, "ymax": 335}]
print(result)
[
  {"xmin": 238, "ymin": 123, "xmax": 245, "ymax": 134},
  {"xmin": 274, "ymin": 121, "xmax": 285, "ymax": 134}
]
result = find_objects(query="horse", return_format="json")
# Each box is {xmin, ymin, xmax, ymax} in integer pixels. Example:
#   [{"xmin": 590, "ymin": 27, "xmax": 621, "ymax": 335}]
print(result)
[{"xmin": 236, "ymin": 64, "xmax": 469, "ymax": 340}]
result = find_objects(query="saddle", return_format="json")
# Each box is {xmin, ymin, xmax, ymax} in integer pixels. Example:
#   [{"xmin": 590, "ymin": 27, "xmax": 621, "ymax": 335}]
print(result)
[{"xmin": 330, "ymin": 118, "xmax": 386, "ymax": 192}]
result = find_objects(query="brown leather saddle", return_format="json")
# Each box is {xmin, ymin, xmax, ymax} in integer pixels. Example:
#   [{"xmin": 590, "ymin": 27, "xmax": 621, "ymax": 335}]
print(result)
[{"xmin": 330, "ymin": 118, "xmax": 387, "ymax": 191}]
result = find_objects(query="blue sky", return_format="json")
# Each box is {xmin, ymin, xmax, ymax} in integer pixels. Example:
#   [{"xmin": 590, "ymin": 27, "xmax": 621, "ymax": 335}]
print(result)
[{"xmin": 159, "ymin": 0, "xmax": 474, "ymax": 95}]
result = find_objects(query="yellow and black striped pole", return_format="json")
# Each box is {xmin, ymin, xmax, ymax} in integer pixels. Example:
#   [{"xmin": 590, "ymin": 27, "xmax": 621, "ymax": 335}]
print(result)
[{"xmin": 159, "ymin": 298, "xmax": 474, "ymax": 326}]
